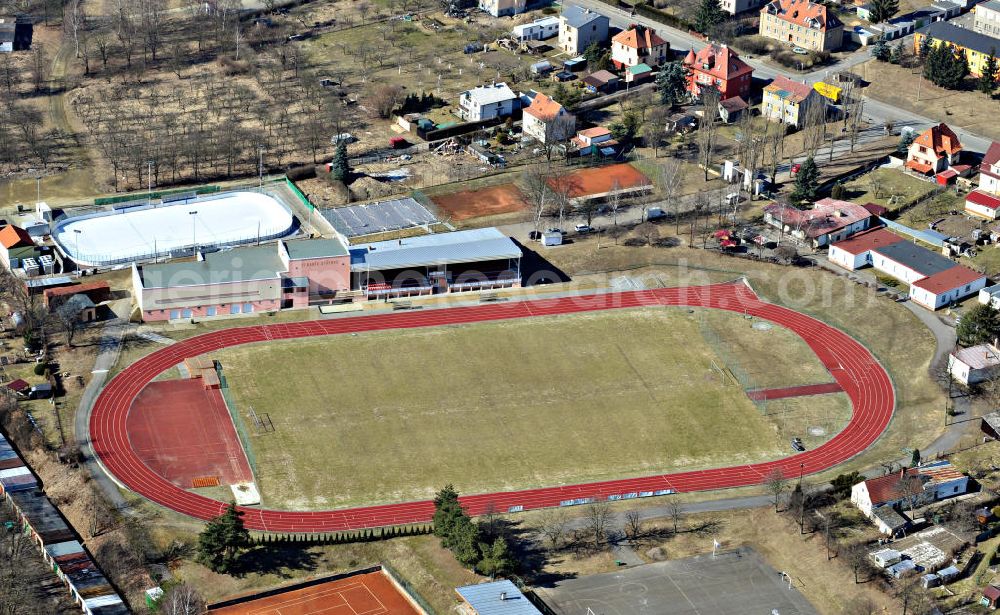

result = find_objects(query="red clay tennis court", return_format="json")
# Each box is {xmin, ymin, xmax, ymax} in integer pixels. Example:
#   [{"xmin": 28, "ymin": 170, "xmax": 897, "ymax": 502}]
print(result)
[
  {"xmin": 208, "ymin": 570, "xmax": 426, "ymax": 615},
  {"xmin": 550, "ymin": 163, "xmax": 651, "ymax": 198},
  {"xmin": 127, "ymin": 379, "xmax": 253, "ymax": 489},
  {"xmin": 429, "ymin": 183, "xmax": 526, "ymax": 221}
]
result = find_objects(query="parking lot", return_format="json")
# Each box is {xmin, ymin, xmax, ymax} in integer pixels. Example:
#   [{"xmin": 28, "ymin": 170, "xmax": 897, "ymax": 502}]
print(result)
[{"xmin": 535, "ymin": 547, "xmax": 820, "ymax": 615}]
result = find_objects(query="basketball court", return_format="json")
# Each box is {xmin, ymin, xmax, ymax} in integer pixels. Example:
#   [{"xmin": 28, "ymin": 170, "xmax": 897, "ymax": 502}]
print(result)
[
  {"xmin": 126, "ymin": 379, "xmax": 253, "ymax": 489},
  {"xmin": 208, "ymin": 570, "xmax": 426, "ymax": 615},
  {"xmin": 535, "ymin": 547, "xmax": 819, "ymax": 615}
]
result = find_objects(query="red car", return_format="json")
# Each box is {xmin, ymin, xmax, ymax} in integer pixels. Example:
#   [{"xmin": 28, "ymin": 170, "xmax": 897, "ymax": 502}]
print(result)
[{"xmin": 791, "ymin": 163, "xmax": 801, "ymax": 174}]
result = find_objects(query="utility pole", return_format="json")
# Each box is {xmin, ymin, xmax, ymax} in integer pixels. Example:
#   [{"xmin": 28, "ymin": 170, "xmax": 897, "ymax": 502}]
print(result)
[{"xmin": 147, "ymin": 160, "xmax": 154, "ymax": 203}]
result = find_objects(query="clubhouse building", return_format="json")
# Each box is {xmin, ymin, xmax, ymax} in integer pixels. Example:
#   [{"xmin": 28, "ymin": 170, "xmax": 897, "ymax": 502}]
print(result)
[{"xmin": 133, "ymin": 228, "xmax": 523, "ymax": 321}]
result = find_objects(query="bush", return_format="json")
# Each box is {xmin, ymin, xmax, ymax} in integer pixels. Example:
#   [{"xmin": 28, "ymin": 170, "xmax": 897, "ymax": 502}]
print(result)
[
  {"xmin": 33, "ymin": 362, "xmax": 47, "ymax": 376},
  {"xmin": 734, "ymin": 36, "xmax": 772, "ymax": 55},
  {"xmin": 286, "ymin": 165, "xmax": 317, "ymax": 181}
]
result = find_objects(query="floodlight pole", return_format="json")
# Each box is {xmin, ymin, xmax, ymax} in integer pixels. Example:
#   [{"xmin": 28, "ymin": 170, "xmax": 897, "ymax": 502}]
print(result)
[
  {"xmin": 147, "ymin": 161, "xmax": 154, "ymax": 203},
  {"xmin": 73, "ymin": 229, "xmax": 81, "ymax": 260},
  {"xmin": 35, "ymin": 175, "xmax": 41, "ymax": 204},
  {"xmin": 189, "ymin": 210, "xmax": 198, "ymax": 251}
]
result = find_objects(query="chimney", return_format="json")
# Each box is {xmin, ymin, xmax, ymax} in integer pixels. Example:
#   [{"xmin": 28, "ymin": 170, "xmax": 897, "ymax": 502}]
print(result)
[{"xmin": 500, "ymin": 592, "xmax": 508, "ymax": 601}]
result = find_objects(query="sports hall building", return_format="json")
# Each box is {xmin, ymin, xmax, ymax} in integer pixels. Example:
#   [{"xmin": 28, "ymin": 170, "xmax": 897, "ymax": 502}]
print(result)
[{"xmin": 132, "ymin": 228, "xmax": 522, "ymax": 321}]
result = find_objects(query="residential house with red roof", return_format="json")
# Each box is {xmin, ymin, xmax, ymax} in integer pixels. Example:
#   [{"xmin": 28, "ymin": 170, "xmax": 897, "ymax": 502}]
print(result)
[
  {"xmin": 522, "ymin": 92, "xmax": 576, "ymax": 144},
  {"xmin": 965, "ymin": 141, "xmax": 1000, "ymax": 219},
  {"xmin": 760, "ymin": 0, "xmax": 844, "ymax": 51},
  {"xmin": 0, "ymin": 224, "xmax": 35, "ymax": 270},
  {"xmin": 761, "ymin": 75, "xmax": 822, "ymax": 128},
  {"xmin": 682, "ymin": 44, "xmax": 753, "ymax": 101},
  {"xmin": 610, "ymin": 25, "xmax": 669, "ymax": 69},
  {"xmin": 570, "ymin": 126, "xmax": 616, "ymax": 156},
  {"xmin": 906, "ymin": 123, "xmax": 962, "ymax": 175},
  {"xmin": 761, "ymin": 198, "xmax": 873, "ymax": 247},
  {"xmin": 828, "ymin": 227, "xmax": 987, "ymax": 309},
  {"xmin": 851, "ymin": 461, "xmax": 968, "ymax": 524}
]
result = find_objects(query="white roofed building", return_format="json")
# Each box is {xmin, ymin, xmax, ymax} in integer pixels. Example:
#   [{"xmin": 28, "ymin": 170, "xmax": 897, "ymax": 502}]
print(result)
[{"xmin": 458, "ymin": 83, "xmax": 519, "ymax": 122}]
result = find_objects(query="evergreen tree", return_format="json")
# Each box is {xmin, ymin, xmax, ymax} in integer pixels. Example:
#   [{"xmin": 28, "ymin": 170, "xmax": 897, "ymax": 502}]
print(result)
[
  {"xmin": 693, "ymin": 0, "xmax": 723, "ymax": 34},
  {"xmin": 477, "ymin": 537, "xmax": 515, "ymax": 579},
  {"xmin": 583, "ymin": 41, "xmax": 611, "ymax": 72},
  {"xmin": 889, "ymin": 41, "xmax": 903, "ymax": 65},
  {"xmin": 867, "ymin": 0, "xmax": 898, "ymax": 23},
  {"xmin": 552, "ymin": 82, "xmax": 569, "ymax": 105},
  {"xmin": 197, "ymin": 504, "xmax": 250, "ymax": 574},
  {"xmin": 957, "ymin": 303, "xmax": 1000, "ymax": 345},
  {"xmin": 871, "ymin": 37, "xmax": 891, "ymax": 62},
  {"xmin": 656, "ymin": 61, "xmax": 689, "ymax": 108},
  {"xmin": 897, "ymin": 130, "xmax": 915, "ymax": 155},
  {"xmin": 790, "ymin": 157, "xmax": 820, "ymax": 203},
  {"xmin": 450, "ymin": 516, "xmax": 481, "ymax": 567},
  {"xmin": 432, "ymin": 484, "xmax": 463, "ymax": 539},
  {"xmin": 927, "ymin": 43, "xmax": 968, "ymax": 89},
  {"xmin": 610, "ymin": 110, "xmax": 642, "ymax": 143},
  {"xmin": 923, "ymin": 41, "xmax": 944, "ymax": 82},
  {"xmin": 918, "ymin": 34, "xmax": 932, "ymax": 63},
  {"xmin": 329, "ymin": 140, "xmax": 351, "ymax": 182},
  {"xmin": 979, "ymin": 48, "xmax": 998, "ymax": 95}
]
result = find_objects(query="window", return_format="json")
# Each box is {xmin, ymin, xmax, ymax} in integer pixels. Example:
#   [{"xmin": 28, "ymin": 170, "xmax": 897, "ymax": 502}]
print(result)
[
  {"xmin": 170, "ymin": 310, "xmax": 181, "ymax": 319},
  {"xmin": 243, "ymin": 303, "xmax": 254, "ymax": 313},
  {"xmin": 230, "ymin": 304, "xmax": 241, "ymax": 314},
  {"xmin": 182, "ymin": 309, "xmax": 193, "ymax": 319},
  {"xmin": 207, "ymin": 306, "xmax": 217, "ymax": 317}
]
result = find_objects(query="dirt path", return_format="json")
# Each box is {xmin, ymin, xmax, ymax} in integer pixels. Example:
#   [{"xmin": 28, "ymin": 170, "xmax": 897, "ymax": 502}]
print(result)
[{"xmin": 48, "ymin": 38, "xmax": 95, "ymax": 174}]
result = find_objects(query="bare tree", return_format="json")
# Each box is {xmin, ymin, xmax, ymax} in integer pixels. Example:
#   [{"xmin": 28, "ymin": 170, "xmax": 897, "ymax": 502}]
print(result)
[
  {"xmin": 624, "ymin": 510, "xmax": 643, "ymax": 542},
  {"xmin": 585, "ymin": 501, "xmax": 613, "ymax": 549},
  {"xmin": 803, "ymin": 100, "xmax": 827, "ymax": 159},
  {"xmin": 846, "ymin": 96, "xmax": 865, "ymax": 154},
  {"xmin": 644, "ymin": 106, "xmax": 669, "ymax": 157},
  {"xmin": 867, "ymin": 172, "xmax": 884, "ymax": 200},
  {"xmin": 536, "ymin": 509, "xmax": 569, "ymax": 549},
  {"xmin": 896, "ymin": 472, "xmax": 924, "ymax": 516},
  {"xmin": 635, "ymin": 221, "xmax": 660, "ymax": 246},
  {"xmin": 655, "ymin": 157, "xmax": 685, "ymax": 233},
  {"xmin": 668, "ymin": 499, "xmax": 682, "ymax": 533},
  {"xmin": 765, "ymin": 121, "xmax": 786, "ymax": 186},
  {"xmin": 522, "ymin": 164, "xmax": 555, "ymax": 232},
  {"xmin": 160, "ymin": 582, "xmax": 206, "ymax": 615},
  {"xmin": 368, "ymin": 83, "xmax": 403, "ymax": 118},
  {"xmin": 697, "ymin": 87, "xmax": 721, "ymax": 181},
  {"xmin": 845, "ymin": 543, "xmax": 872, "ymax": 584},
  {"xmin": 764, "ymin": 468, "xmax": 787, "ymax": 512},
  {"xmin": 607, "ymin": 179, "xmax": 624, "ymax": 226},
  {"xmin": 31, "ymin": 45, "xmax": 48, "ymax": 94}
]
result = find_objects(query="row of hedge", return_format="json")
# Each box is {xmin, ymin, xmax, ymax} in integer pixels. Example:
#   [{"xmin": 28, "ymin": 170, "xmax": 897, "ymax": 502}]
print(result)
[{"xmin": 250, "ymin": 524, "xmax": 434, "ymax": 546}]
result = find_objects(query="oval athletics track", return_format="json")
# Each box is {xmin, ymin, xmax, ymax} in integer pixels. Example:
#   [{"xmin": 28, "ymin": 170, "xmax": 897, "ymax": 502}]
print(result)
[{"xmin": 90, "ymin": 282, "xmax": 895, "ymax": 533}]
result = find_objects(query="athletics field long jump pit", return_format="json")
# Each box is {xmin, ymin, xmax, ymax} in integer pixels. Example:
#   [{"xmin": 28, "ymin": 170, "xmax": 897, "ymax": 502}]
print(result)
[{"xmin": 90, "ymin": 281, "xmax": 895, "ymax": 533}]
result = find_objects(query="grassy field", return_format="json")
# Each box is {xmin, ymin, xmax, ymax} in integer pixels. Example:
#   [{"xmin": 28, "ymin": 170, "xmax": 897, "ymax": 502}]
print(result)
[
  {"xmin": 842, "ymin": 167, "xmax": 936, "ymax": 210},
  {"xmin": 213, "ymin": 308, "xmax": 831, "ymax": 510}
]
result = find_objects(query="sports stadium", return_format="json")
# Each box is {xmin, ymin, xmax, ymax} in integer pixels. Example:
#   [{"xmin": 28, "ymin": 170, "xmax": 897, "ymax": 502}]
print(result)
[
  {"xmin": 53, "ymin": 190, "xmax": 297, "ymax": 267},
  {"xmin": 89, "ymin": 281, "xmax": 895, "ymax": 533}
]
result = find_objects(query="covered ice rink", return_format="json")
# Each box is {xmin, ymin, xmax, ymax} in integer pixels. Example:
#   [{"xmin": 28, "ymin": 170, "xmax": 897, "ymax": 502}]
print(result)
[{"xmin": 54, "ymin": 191, "xmax": 297, "ymax": 266}]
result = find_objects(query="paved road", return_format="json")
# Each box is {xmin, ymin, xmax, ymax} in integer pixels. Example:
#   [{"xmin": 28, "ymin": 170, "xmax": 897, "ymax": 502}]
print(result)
[
  {"xmin": 74, "ymin": 300, "xmax": 132, "ymax": 512},
  {"xmin": 564, "ymin": 0, "xmax": 994, "ymax": 155}
]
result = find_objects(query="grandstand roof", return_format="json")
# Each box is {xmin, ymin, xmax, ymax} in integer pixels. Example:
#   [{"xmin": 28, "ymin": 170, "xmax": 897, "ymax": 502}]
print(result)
[
  {"xmin": 137, "ymin": 245, "xmax": 285, "ymax": 289},
  {"xmin": 350, "ymin": 228, "xmax": 521, "ymax": 272}
]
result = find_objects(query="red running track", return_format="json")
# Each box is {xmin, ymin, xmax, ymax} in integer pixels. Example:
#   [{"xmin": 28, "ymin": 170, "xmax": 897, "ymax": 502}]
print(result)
[
  {"xmin": 746, "ymin": 382, "xmax": 844, "ymax": 402},
  {"xmin": 90, "ymin": 282, "xmax": 895, "ymax": 533}
]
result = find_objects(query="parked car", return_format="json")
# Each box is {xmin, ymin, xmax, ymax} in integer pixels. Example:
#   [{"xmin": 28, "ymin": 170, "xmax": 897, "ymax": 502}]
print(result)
[
  {"xmin": 463, "ymin": 42, "xmax": 484, "ymax": 54},
  {"xmin": 575, "ymin": 224, "xmax": 592, "ymax": 234},
  {"xmin": 331, "ymin": 133, "xmax": 355, "ymax": 144},
  {"xmin": 791, "ymin": 437, "xmax": 805, "ymax": 452},
  {"xmin": 528, "ymin": 230, "xmax": 542, "ymax": 241},
  {"xmin": 547, "ymin": 227, "xmax": 566, "ymax": 235},
  {"xmin": 791, "ymin": 163, "xmax": 801, "ymax": 174}
]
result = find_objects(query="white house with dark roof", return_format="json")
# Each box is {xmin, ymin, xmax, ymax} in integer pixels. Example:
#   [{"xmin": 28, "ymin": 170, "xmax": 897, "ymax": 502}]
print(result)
[
  {"xmin": 558, "ymin": 6, "xmax": 609, "ymax": 54},
  {"xmin": 829, "ymin": 227, "xmax": 988, "ymax": 310},
  {"xmin": 458, "ymin": 82, "xmax": 519, "ymax": 122},
  {"xmin": 949, "ymin": 343, "xmax": 1000, "ymax": 385},
  {"xmin": 851, "ymin": 461, "xmax": 969, "ymax": 521}
]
